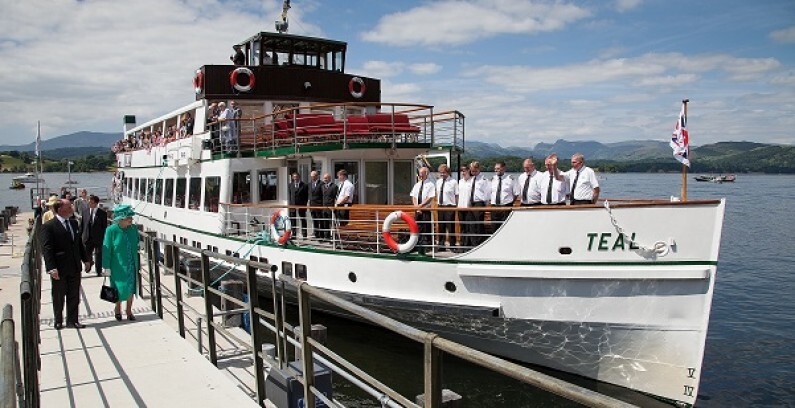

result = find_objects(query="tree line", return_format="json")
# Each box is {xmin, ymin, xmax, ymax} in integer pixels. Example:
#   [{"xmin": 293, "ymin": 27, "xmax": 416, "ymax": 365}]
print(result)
[{"xmin": 0, "ymin": 150, "xmax": 116, "ymax": 172}]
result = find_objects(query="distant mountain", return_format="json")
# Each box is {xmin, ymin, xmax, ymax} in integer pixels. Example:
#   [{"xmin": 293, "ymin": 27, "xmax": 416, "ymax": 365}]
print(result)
[
  {"xmin": 0, "ymin": 131, "xmax": 118, "ymax": 152},
  {"xmin": 466, "ymin": 139, "xmax": 671, "ymax": 161}
]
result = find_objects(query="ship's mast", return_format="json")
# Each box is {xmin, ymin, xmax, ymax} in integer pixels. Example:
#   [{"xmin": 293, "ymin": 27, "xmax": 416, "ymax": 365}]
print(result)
[{"xmin": 275, "ymin": 0, "xmax": 290, "ymax": 33}]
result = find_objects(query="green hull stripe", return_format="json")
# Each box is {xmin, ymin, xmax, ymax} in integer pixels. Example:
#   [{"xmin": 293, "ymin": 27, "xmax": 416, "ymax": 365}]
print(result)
[{"xmin": 137, "ymin": 213, "xmax": 718, "ymax": 267}]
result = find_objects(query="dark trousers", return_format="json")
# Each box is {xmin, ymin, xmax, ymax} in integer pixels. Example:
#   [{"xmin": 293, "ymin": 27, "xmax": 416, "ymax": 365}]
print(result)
[
  {"xmin": 321, "ymin": 209, "xmax": 333, "ymax": 239},
  {"xmin": 289, "ymin": 208, "xmax": 308, "ymax": 237},
  {"xmin": 415, "ymin": 210, "xmax": 431, "ymax": 251},
  {"xmin": 51, "ymin": 272, "xmax": 82, "ymax": 324},
  {"xmin": 490, "ymin": 204, "xmax": 512, "ymax": 231},
  {"xmin": 335, "ymin": 204, "xmax": 351, "ymax": 227},
  {"xmin": 84, "ymin": 240, "xmax": 102, "ymax": 274},
  {"xmin": 437, "ymin": 207, "xmax": 457, "ymax": 247},
  {"xmin": 310, "ymin": 209, "xmax": 323, "ymax": 238},
  {"xmin": 469, "ymin": 201, "xmax": 486, "ymax": 246}
]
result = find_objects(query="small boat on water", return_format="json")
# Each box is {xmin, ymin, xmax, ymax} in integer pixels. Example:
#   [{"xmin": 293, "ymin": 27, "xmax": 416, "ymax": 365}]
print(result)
[
  {"xmin": 12, "ymin": 172, "xmax": 44, "ymax": 183},
  {"xmin": 694, "ymin": 174, "xmax": 736, "ymax": 183},
  {"xmin": 9, "ymin": 180, "xmax": 25, "ymax": 189},
  {"xmin": 64, "ymin": 179, "xmax": 79, "ymax": 185},
  {"xmin": 112, "ymin": 21, "xmax": 725, "ymax": 407}
]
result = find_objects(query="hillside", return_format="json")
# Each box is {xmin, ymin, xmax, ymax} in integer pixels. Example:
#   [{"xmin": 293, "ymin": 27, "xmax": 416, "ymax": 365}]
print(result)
[{"xmin": 0, "ymin": 131, "xmax": 118, "ymax": 152}]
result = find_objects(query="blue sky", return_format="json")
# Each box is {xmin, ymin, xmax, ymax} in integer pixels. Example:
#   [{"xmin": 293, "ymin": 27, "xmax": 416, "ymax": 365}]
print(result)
[{"xmin": 1, "ymin": 0, "xmax": 793, "ymax": 148}]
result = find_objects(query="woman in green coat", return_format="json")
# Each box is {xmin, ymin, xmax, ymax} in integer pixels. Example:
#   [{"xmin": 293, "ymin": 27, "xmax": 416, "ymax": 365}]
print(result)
[{"xmin": 102, "ymin": 204, "xmax": 139, "ymax": 321}]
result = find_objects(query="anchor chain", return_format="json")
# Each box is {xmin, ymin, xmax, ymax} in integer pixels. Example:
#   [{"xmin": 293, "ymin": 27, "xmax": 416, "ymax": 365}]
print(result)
[{"xmin": 603, "ymin": 200, "xmax": 670, "ymax": 258}]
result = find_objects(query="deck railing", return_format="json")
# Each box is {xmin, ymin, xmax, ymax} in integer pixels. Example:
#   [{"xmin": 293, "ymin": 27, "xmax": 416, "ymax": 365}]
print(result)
[{"xmin": 139, "ymin": 232, "xmax": 637, "ymax": 408}]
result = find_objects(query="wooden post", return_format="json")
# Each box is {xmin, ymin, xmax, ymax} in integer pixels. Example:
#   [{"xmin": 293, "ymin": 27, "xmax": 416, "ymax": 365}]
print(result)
[{"xmin": 681, "ymin": 99, "xmax": 689, "ymax": 201}]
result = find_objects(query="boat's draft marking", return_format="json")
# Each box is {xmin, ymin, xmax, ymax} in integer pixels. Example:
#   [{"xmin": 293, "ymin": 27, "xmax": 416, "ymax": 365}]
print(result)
[{"xmin": 138, "ymin": 213, "xmax": 718, "ymax": 267}]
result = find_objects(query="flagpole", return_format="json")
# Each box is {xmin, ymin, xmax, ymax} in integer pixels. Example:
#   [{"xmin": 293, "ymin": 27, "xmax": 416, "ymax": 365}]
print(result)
[{"xmin": 681, "ymin": 99, "xmax": 689, "ymax": 201}]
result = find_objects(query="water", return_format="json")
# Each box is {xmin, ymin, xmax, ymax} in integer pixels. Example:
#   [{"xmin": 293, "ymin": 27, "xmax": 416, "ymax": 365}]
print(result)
[
  {"xmin": 0, "ymin": 172, "xmax": 113, "ymax": 210},
  {"xmin": 4, "ymin": 172, "xmax": 793, "ymax": 406}
]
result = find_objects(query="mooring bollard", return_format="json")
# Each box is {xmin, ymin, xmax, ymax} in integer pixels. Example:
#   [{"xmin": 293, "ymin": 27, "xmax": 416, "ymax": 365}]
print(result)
[{"xmin": 416, "ymin": 389, "xmax": 463, "ymax": 408}]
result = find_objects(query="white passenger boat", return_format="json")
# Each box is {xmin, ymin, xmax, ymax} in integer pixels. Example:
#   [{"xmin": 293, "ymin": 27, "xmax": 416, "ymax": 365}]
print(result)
[
  {"xmin": 13, "ymin": 172, "xmax": 44, "ymax": 183},
  {"xmin": 114, "ymin": 29, "xmax": 725, "ymax": 407}
]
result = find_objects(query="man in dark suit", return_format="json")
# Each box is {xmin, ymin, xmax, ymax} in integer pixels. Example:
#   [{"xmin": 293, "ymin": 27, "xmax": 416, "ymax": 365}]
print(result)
[
  {"xmin": 320, "ymin": 173, "xmax": 338, "ymax": 240},
  {"xmin": 287, "ymin": 172, "xmax": 309, "ymax": 238},
  {"xmin": 41, "ymin": 199, "xmax": 92, "ymax": 329},
  {"xmin": 307, "ymin": 171, "xmax": 324, "ymax": 239},
  {"xmin": 80, "ymin": 195, "xmax": 108, "ymax": 276}
]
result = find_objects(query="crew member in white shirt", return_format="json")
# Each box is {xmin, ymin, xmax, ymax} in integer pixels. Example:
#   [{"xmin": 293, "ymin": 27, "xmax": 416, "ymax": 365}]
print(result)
[
  {"xmin": 537, "ymin": 154, "xmax": 569, "ymax": 205},
  {"xmin": 568, "ymin": 153, "xmax": 600, "ymax": 205},
  {"xmin": 334, "ymin": 169, "xmax": 355, "ymax": 226},
  {"xmin": 469, "ymin": 161, "xmax": 492, "ymax": 246},
  {"xmin": 490, "ymin": 161, "xmax": 515, "ymax": 227},
  {"xmin": 410, "ymin": 166, "xmax": 436, "ymax": 254},
  {"xmin": 456, "ymin": 166, "xmax": 474, "ymax": 250},
  {"xmin": 514, "ymin": 158, "xmax": 543, "ymax": 206},
  {"xmin": 435, "ymin": 164, "xmax": 458, "ymax": 251}
]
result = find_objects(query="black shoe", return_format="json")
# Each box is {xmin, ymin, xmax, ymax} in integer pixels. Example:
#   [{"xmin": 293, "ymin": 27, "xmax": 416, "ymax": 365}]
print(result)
[
  {"xmin": 54, "ymin": 322, "xmax": 64, "ymax": 330},
  {"xmin": 127, "ymin": 314, "xmax": 136, "ymax": 321},
  {"xmin": 67, "ymin": 322, "xmax": 86, "ymax": 329},
  {"xmin": 115, "ymin": 313, "xmax": 122, "ymax": 321}
]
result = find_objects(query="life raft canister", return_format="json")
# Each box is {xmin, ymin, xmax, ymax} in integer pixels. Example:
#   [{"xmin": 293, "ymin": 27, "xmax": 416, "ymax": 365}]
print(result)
[
  {"xmin": 193, "ymin": 69, "xmax": 203, "ymax": 95},
  {"xmin": 270, "ymin": 209, "xmax": 292, "ymax": 245},
  {"xmin": 349, "ymin": 76, "xmax": 365, "ymax": 99},
  {"xmin": 382, "ymin": 210, "xmax": 419, "ymax": 253},
  {"xmin": 230, "ymin": 67, "xmax": 255, "ymax": 93}
]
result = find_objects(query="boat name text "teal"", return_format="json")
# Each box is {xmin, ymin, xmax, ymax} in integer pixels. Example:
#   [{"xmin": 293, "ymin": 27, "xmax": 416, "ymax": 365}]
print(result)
[{"xmin": 587, "ymin": 232, "xmax": 639, "ymax": 251}]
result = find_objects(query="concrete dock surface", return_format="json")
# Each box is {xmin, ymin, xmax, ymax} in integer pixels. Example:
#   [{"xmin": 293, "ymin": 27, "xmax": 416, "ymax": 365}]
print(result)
[{"xmin": 0, "ymin": 212, "xmax": 258, "ymax": 407}]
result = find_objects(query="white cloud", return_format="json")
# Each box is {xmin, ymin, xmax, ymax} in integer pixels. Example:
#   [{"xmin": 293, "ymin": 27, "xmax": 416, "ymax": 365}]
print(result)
[
  {"xmin": 361, "ymin": 60, "xmax": 405, "ymax": 78},
  {"xmin": 408, "ymin": 63, "xmax": 442, "ymax": 75},
  {"xmin": 361, "ymin": 0, "xmax": 590, "ymax": 46},
  {"xmin": 770, "ymin": 26, "xmax": 795, "ymax": 44},
  {"xmin": 635, "ymin": 74, "xmax": 698, "ymax": 87},
  {"xmin": 614, "ymin": 0, "xmax": 642, "ymax": 13}
]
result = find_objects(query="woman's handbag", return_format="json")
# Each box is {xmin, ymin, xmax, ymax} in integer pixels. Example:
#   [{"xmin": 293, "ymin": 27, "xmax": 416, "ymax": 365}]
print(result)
[{"xmin": 100, "ymin": 277, "xmax": 119, "ymax": 303}]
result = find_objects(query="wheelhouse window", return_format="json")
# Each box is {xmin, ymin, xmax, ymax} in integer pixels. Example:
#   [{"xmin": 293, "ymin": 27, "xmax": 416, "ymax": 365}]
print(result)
[
  {"xmin": 176, "ymin": 178, "xmax": 186, "ymax": 208},
  {"xmin": 154, "ymin": 179, "xmax": 163, "ymax": 205},
  {"xmin": 258, "ymin": 170, "xmax": 278, "ymax": 202},
  {"xmin": 204, "ymin": 177, "xmax": 221, "ymax": 212},
  {"xmin": 232, "ymin": 172, "xmax": 251, "ymax": 204},
  {"xmin": 164, "ymin": 179, "xmax": 174, "ymax": 206},
  {"xmin": 188, "ymin": 177, "xmax": 201, "ymax": 210}
]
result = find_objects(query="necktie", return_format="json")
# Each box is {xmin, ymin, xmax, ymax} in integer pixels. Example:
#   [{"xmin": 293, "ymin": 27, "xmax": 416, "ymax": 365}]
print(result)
[
  {"xmin": 546, "ymin": 174, "xmax": 553, "ymax": 204},
  {"xmin": 64, "ymin": 220, "xmax": 73, "ymax": 240},
  {"xmin": 495, "ymin": 175, "xmax": 502, "ymax": 205},
  {"xmin": 522, "ymin": 173, "xmax": 531, "ymax": 202},
  {"xmin": 439, "ymin": 178, "xmax": 446, "ymax": 205},
  {"xmin": 571, "ymin": 169, "xmax": 581, "ymax": 201},
  {"xmin": 470, "ymin": 176, "xmax": 476, "ymax": 204}
]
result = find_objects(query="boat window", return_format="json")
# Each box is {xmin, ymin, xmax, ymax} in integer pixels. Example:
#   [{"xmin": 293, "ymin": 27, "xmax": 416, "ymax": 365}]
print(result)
[
  {"xmin": 148, "ymin": 178, "xmax": 155, "ymax": 202},
  {"xmin": 393, "ymin": 161, "xmax": 414, "ymax": 205},
  {"xmin": 258, "ymin": 170, "xmax": 278, "ymax": 202},
  {"xmin": 364, "ymin": 161, "xmax": 388, "ymax": 204},
  {"xmin": 188, "ymin": 177, "xmax": 201, "ymax": 210},
  {"xmin": 164, "ymin": 179, "xmax": 174, "ymax": 206},
  {"xmin": 176, "ymin": 178, "xmax": 187, "ymax": 208},
  {"xmin": 154, "ymin": 179, "xmax": 163, "ymax": 205},
  {"xmin": 141, "ymin": 179, "xmax": 149, "ymax": 202},
  {"xmin": 232, "ymin": 172, "xmax": 251, "ymax": 204},
  {"xmin": 204, "ymin": 177, "xmax": 221, "ymax": 212}
]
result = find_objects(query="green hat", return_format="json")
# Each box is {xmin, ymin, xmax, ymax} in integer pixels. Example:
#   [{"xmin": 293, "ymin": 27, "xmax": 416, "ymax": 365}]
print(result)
[{"xmin": 112, "ymin": 204, "xmax": 135, "ymax": 222}]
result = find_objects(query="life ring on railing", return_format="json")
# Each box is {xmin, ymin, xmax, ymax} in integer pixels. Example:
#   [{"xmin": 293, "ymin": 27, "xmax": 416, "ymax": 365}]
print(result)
[
  {"xmin": 192, "ymin": 69, "xmax": 203, "ymax": 95},
  {"xmin": 382, "ymin": 211, "xmax": 419, "ymax": 253},
  {"xmin": 270, "ymin": 209, "xmax": 292, "ymax": 245},
  {"xmin": 230, "ymin": 67, "xmax": 255, "ymax": 92},
  {"xmin": 349, "ymin": 76, "xmax": 365, "ymax": 99}
]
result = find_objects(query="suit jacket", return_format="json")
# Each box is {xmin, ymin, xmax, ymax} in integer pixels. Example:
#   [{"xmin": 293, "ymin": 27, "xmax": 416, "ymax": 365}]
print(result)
[
  {"xmin": 308, "ymin": 179, "xmax": 323, "ymax": 206},
  {"xmin": 321, "ymin": 182, "xmax": 338, "ymax": 207},
  {"xmin": 41, "ymin": 217, "xmax": 89, "ymax": 276},
  {"xmin": 80, "ymin": 207, "xmax": 108, "ymax": 246},
  {"xmin": 288, "ymin": 181, "xmax": 309, "ymax": 206}
]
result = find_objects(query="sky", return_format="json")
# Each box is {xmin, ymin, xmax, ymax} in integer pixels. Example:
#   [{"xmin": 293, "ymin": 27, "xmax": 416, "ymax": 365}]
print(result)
[{"xmin": 1, "ymin": 0, "xmax": 794, "ymax": 148}]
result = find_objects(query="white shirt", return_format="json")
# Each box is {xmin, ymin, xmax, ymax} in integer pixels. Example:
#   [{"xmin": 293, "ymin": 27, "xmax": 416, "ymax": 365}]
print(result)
[
  {"xmin": 567, "ymin": 166, "xmax": 600, "ymax": 201},
  {"xmin": 537, "ymin": 171, "xmax": 570, "ymax": 204},
  {"xmin": 336, "ymin": 179, "xmax": 354, "ymax": 205},
  {"xmin": 490, "ymin": 174, "xmax": 515, "ymax": 205},
  {"xmin": 514, "ymin": 170, "xmax": 543, "ymax": 204},
  {"xmin": 436, "ymin": 176, "xmax": 458, "ymax": 206},
  {"xmin": 410, "ymin": 179, "xmax": 436, "ymax": 208},
  {"xmin": 457, "ymin": 177, "xmax": 473, "ymax": 208},
  {"xmin": 470, "ymin": 174, "xmax": 491, "ymax": 204}
]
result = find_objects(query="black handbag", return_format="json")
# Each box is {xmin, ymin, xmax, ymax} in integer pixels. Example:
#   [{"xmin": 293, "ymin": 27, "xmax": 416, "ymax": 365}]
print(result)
[{"xmin": 100, "ymin": 277, "xmax": 119, "ymax": 303}]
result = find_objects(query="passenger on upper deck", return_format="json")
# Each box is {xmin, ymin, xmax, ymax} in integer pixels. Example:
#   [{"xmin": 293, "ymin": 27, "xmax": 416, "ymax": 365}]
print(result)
[
  {"xmin": 435, "ymin": 164, "xmax": 458, "ymax": 251},
  {"xmin": 490, "ymin": 161, "xmax": 515, "ymax": 227},
  {"xmin": 218, "ymin": 102, "xmax": 238, "ymax": 152},
  {"xmin": 411, "ymin": 167, "xmax": 436, "ymax": 254},
  {"xmin": 231, "ymin": 45, "xmax": 245, "ymax": 66},
  {"xmin": 537, "ymin": 154, "xmax": 569, "ymax": 205},
  {"xmin": 567, "ymin": 153, "xmax": 600, "ymax": 205}
]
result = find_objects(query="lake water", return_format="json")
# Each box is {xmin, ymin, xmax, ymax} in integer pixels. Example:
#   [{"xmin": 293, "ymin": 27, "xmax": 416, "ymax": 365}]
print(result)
[{"xmin": 3, "ymin": 172, "xmax": 793, "ymax": 406}]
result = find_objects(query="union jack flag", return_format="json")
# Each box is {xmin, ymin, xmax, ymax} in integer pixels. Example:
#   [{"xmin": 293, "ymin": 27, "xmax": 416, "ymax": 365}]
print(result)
[{"xmin": 670, "ymin": 102, "xmax": 690, "ymax": 167}]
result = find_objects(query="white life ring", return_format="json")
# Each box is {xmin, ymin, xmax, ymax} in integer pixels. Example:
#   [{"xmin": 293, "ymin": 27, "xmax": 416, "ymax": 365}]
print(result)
[
  {"xmin": 230, "ymin": 67, "xmax": 255, "ymax": 92},
  {"xmin": 349, "ymin": 76, "xmax": 365, "ymax": 99},
  {"xmin": 193, "ymin": 69, "xmax": 203, "ymax": 95},
  {"xmin": 382, "ymin": 210, "xmax": 419, "ymax": 253},
  {"xmin": 270, "ymin": 209, "xmax": 292, "ymax": 245}
]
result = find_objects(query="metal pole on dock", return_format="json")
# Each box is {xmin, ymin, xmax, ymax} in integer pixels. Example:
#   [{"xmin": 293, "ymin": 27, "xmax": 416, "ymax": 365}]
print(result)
[{"xmin": 200, "ymin": 252, "xmax": 218, "ymax": 366}]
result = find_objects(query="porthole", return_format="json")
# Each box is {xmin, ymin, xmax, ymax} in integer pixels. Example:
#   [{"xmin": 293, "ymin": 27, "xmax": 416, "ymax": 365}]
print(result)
[
  {"xmin": 445, "ymin": 282, "xmax": 457, "ymax": 292},
  {"xmin": 559, "ymin": 247, "xmax": 572, "ymax": 255},
  {"xmin": 348, "ymin": 272, "xmax": 357, "ymax": 283}
]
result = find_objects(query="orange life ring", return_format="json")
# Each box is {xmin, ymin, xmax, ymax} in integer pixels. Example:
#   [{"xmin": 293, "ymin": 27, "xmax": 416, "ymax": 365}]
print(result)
[
  {"xmin": 230, "ymin": 67, "xmax": 255, "ymax": 92},
  {"xmin": 192, "ymin": 69, "xmax": 203, "ymax": 95},
  {"xmin": 382, "ymin": 211, "xmax": 419, "ymax": 253},
  {"xmin": 349, "ymin": 76, "xmax": 365, "ymax": 99},
  {"xmin": 270, "ymin": 209, "xmax": 292, "ymax": 245}
]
